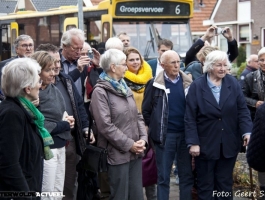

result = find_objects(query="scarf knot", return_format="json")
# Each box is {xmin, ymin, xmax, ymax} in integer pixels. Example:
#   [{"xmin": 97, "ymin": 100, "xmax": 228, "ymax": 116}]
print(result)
[{"xmin": 99, "ymin": 72, "xmax": 128, "ymax": 96}]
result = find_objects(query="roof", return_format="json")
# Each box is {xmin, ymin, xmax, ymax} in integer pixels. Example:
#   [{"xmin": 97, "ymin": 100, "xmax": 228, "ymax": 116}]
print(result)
[
  {"xmin": 31, "ymin": 0, "xmax": 78, "ymax": 11},
  {"xmin": 190, "ymin": 0, "xmax": 217, "ymax": 33},
  {"xmin": 0, "ymin": 0, "xmax": 17, "ymax": 14}
]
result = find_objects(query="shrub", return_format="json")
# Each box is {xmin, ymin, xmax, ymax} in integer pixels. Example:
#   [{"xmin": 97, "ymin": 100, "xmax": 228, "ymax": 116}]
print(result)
[
  {"xmin": 237, "ymin": 62, "xmax": 246, "ymax": 79},
  {"xmin": 237, "ymin": 46, "xmax": 246, "ymax": 68}
]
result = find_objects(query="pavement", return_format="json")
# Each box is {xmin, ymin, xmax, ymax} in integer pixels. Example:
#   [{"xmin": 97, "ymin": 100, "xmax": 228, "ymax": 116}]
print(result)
[{"xmin": 144, "ymin": 176, "xmax": 254, "ymax": 200}]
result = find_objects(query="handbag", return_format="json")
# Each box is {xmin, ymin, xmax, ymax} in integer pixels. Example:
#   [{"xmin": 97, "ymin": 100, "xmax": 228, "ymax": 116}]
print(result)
[
  {"xmin": 82, "ymin": 144, "xmax": 108, "ymax": 173},
  {"xmin": 81, "ymin": 90, "xmax": 111, "ymax": 173},
  {"xmin": 142, "ymin": 145, "xmax": 158, "ymax": 187}
]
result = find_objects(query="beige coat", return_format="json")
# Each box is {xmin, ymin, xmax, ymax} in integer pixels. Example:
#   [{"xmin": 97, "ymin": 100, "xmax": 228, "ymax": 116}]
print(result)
[{"xmin": 90, "ymin": 80, "xmax": 148, "ymax": 165}]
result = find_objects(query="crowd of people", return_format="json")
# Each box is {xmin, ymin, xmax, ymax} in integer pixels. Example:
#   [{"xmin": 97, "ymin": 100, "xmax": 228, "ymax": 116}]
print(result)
[{"xmin": 0, "ymin": 25, "xmax": 263, "ymax": 200}]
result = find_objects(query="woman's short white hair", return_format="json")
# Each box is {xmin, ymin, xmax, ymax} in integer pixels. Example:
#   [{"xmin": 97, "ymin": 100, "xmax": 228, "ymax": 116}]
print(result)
[
  {"xmin": 100, "ymin": 49, "xmax": 126, "ymax": 72},
  {"xmin": 258, "ymin": 47, "xmax": 265, "ymax": 58},
  {"xmin": 1, "ymin": 58, "xmax": 41, "ymax": 97},
  {"xmin": 105, "ymin": 37, "xmax": 123, "ymax": 51},
  {"xmin": 203, "ymin": 50, "xmax": 230, "ymax": 73}
]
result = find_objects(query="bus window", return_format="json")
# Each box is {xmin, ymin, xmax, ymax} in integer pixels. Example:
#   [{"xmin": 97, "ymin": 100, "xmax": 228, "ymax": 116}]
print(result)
[
  {"xmin": 0, "ymin": 25, "xmax": 11, "ymax": 61},
  {"xmin": 102, "ymin": 22, "xmax": 110, "ymax": 42},
  {"xmin": 113, "ymin": 21, "xmax": 192, "ymax": 59},
  {"xmin": 10, "ymin": 22, "xmax": 18, "ymax": 57}
]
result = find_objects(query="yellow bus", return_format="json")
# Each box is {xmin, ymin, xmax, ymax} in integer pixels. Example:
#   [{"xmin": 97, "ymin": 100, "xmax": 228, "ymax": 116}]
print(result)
[{"xmin": 0, "ymin": 0, "xmax": 193, "ymax": 61}]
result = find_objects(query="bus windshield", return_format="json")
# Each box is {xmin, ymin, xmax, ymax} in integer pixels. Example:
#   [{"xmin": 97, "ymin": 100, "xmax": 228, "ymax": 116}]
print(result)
[{"xmin": 113, "ymin": 21, "xmax": 192, "ymax": 60}]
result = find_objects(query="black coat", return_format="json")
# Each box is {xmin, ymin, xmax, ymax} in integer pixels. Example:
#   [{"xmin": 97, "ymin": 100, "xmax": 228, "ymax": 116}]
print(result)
[
  {"xmin": 247, "ymin": 103, "xmax": 265, "ymax": 172},
  {"xmin": 58, "ymin": 72, "xmax": 89, "ymax": 156},
  {"xmin": 185, "ymin": 39, "xmax": 238, "ymax": 66},
  {"xmin": 0, "ymin": 97, "xmax": 44, "ymax": 198}
]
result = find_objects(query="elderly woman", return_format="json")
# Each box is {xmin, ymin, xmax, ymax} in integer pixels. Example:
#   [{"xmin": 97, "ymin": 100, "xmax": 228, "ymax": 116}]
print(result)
[
  {"xmin": 242, "ymin": 47, "xmax": 265, "ymax": 194},
  {"xmin": 89, "ymin": 49, "xmax": 148, "ymax": 200},
  {"xmin": 0, "ymin": 58, "xmax": 52, "ymax": 197},
  {"xmin": 185, "ymin": 50, "xmax": 252, "ymax": 200},
  {"xmin": 31, "ymin": 51, "xmax": 74, "ymax": 198}
]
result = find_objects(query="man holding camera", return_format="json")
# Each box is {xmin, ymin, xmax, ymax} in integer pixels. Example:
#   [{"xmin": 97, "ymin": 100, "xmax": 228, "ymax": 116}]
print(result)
[
  {"xmin": 185, "ymin": 26, "xmax": 238, "ymax": 66},
  {"xmin": 59, "ymin": 28, "xmax": 100, "ymax": 97}
]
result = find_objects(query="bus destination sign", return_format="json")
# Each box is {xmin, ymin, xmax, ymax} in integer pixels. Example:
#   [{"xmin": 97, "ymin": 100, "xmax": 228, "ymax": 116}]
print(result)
[{"xmin": 115, "ymin": 1, "xmax": 190, "ymax": 16}]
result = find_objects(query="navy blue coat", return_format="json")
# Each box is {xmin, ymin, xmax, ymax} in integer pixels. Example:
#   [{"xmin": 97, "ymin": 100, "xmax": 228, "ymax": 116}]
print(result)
[
  {"xmin": 147, "ymin": 59, "xmax": 157, "ymax": 77},
  {"xmin": 185, "ymin": 74, "xmax": 252, "ymax": 160}
]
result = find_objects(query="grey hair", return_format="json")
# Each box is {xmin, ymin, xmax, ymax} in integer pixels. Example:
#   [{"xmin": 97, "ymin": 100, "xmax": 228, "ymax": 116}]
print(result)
[
  {"xmin": 203, "ymin": 50, "xmax": 230, "ymax": 73},
  {"xmin": 1, "ymin": 58, "xmax": 41, "ymax": 97},
  {"xmin": 14, "ymin": 35, "xmax": 33, "ymax": 48},
  {"xmin": 100, "ymin": 49, "xmax": 126, "ymax": 72},
  {"xmin": 258, "ymin": 47, "xmax": 265, "ymax": 58},
  {"xmin": 83, "ymin": 42, "xmax": 91, "ymax": 50},
  {"xmin": 105, "ymin": 37, "xmax": 123, "ymax": 51},
  {"xmin": 60, "ymin": 28, "xmax": 85, "ymax": 47}
]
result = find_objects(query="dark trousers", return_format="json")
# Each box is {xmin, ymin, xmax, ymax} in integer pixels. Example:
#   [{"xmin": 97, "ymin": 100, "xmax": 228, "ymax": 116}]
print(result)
[
  {"xmin": 63, "ymin": 138, "xmax": 80, "ymax": 200},
  {"xmin": 155, "ymin": 132, "xmax": 193, "ymax": 200},
  {"xmin": 195, "ymin": 150, "xmax": 237, "ymax": 200},
  {"xmin": 108, "ymin": 158, "xmax": 144, "ymax": 200}
]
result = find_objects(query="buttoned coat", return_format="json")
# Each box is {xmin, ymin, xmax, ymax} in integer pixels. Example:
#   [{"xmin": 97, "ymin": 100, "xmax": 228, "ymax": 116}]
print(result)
[{"xmin": 185, "ymin": 74, "xmax": 252, "ymax": 160}]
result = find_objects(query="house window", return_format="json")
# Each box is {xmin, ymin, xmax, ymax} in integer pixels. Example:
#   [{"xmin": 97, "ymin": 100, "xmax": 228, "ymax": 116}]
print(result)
[
  {"xmin": 261, "ymin": 28, "xmax": 265, "ymax": 47},
  {"xmin": 239, "ymin": 25, "xmax": 250, "ymax": 42}
]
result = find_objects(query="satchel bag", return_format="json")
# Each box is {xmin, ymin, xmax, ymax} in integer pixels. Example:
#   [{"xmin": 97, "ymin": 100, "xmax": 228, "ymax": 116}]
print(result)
[
  {"xmin": 81, "ymin": 90, "xmax": 112, "ymax": 173},
  {"xmin": 142, "ymin": 146, "xmax": 157, "ymax": 187},
  {"xmin": 82, "ymin": 145, "xmax": 108, "ymax": 173}
]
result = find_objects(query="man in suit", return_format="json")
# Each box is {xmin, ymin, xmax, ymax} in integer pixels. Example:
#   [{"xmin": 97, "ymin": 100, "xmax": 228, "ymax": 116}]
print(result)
[
  {"xmin": 0, "ymin": 34, "xmax": 34, "ymax": 85},
  {"xmin": 117, "ymin": 32, "xmax": 130, "ymax": 51},
  {"xmin": 147, "ymin": 39, "xmax": 173, "ymax": 77}
]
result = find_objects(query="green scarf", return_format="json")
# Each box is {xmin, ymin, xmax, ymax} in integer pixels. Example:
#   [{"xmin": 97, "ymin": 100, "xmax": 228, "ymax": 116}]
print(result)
[
  {"xmin": 18, "ymin": 96, "xmax": 54, "ymax": 160},
  {"xmin": 99, "ymin": 71, "xmax": 128, "ymax": 96}
]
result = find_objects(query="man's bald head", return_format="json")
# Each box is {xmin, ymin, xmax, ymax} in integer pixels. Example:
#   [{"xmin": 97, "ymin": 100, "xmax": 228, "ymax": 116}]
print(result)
[
  {"xmin": 160, "ymin": 50, "xmax": 180, "ymax": 80},
  {"xmin": 247, "ymin": 54, "xmax": 258, "ymax": 69},
  {"xmin": 160, "ymin": 50, "xmax": 179, "ymax": 64}
]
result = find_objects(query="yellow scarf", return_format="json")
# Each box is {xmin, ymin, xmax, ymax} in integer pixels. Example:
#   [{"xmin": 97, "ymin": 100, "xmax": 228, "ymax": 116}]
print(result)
[{"xmin": 124, "ymin": 61, "xmax": 153, "ymax": 93}]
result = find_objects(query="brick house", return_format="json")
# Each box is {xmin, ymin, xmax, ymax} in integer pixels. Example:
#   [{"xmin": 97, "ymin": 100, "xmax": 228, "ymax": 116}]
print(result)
[
  {"xmin": 203, "ymin": 0, "xmax": 265, "ymax": 56},
  {"xmin": 190, "ymin": 0, "xmax": 217, "ymax": 42}
]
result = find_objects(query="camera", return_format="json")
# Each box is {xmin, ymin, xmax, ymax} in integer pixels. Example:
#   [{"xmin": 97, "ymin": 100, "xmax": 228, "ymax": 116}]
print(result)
[
  {"xmin": 215, "ymin": 27, "xmax": 227, "ymax": 35},
  {"xmin": 87, "ymin": 50, "xmax": 94, "ymax": 59}
]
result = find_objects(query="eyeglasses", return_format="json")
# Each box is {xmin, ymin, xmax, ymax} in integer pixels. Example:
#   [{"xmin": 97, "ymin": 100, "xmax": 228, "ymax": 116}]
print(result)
[
  {"xmin": 70, "ymin": 45, "xmax": 83, "ymax": 52},
  {"xmin": 115, "ymin": 63, "xmax": 127, "ymax": 67},
  {"xmin": 20, "ymin": 44, "xmax": 34, "ymax": 48}
]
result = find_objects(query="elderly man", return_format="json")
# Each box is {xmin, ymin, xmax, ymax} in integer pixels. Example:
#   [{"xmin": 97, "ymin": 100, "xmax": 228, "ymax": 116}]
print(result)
[
  {"xmin": 117, "ymin": 32, "xmax": 130, "ymax": 50},
  {"xmin": 59, "ymin": 28, "xmax": 100, "ymax": 96},
  {"xmin": 0, "ymin": 34, "xmax": 34, "ymax": 83},
  {"xmin": 239, "ymin": 54, "xmax": 259, "ymax": 85},
  {"xmin": 142, "ymin": 50, "xmax": 194, "ymax": 200}
]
